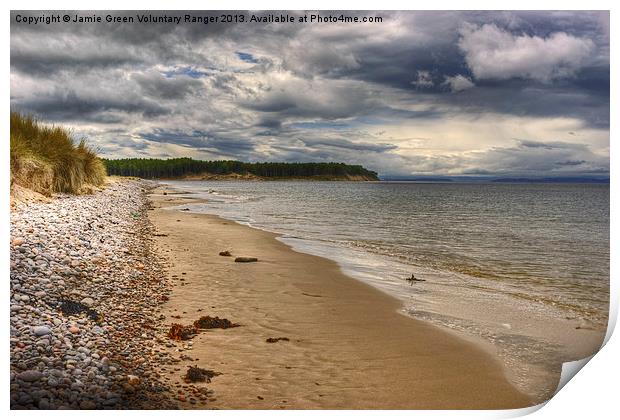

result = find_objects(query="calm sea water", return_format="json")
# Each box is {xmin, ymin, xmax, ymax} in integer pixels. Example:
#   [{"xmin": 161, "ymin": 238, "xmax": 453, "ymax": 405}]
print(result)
[{"xmin": 162, "ymin": 180, "xmax": 609, "ymax": 397}]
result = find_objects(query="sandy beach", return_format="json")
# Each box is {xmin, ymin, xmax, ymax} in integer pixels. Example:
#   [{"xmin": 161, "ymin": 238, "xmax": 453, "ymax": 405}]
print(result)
[{"xmin": 149, "ymin": 185, "xmax": 533, "ymax": 409}]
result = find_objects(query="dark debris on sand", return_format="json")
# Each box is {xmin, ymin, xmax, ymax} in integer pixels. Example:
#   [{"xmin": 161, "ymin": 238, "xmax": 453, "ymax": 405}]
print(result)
[
  {"xmin": 167, "ymin": 323, "xmax": 197, "ymax": 341},
  {"xmin": 266, "ymin": 337, "xmax": 290, "ymax": 343},
  {"xmin": 193, "ymin": 316, "xmax": 239, "ymax": 330},
  {"xmin": 184, "ymin": 366, "xmax": 221, "ymax": 383},
  {"xmin": 58, "ymin": 299, "xmax": 101, "ymax": 322}
]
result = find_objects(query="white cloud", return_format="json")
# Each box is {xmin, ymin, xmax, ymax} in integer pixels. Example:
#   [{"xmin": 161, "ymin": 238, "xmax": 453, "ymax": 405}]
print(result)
[
  {"xmin": 458, "ymin": 23, "xmax": 595, "ymax": 82},
  {"xmin": 442, "ymin": 74, "xmax": 475, "ymax": 92},
  {"xmin": 411, "ymin": 70, "xmax": 434, "ymax": 88}
]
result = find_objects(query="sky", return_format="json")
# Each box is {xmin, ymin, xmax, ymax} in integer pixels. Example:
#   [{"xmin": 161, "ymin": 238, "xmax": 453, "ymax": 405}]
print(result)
[{"xmin": 10, "ymin": 10, "xmax": 610, "ymax": 177}]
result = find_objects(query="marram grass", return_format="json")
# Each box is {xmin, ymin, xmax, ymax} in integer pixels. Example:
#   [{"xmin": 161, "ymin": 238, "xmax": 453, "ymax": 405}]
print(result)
[{"xmin": 10, "ymin": 112, "xmax": 106, "ymax": 195}]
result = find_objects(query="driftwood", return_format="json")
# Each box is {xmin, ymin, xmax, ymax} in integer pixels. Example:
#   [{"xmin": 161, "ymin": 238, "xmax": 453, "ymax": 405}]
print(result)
[{"xmin": 406, "ymin": 274, "xmax": 425, "ymax": 284}]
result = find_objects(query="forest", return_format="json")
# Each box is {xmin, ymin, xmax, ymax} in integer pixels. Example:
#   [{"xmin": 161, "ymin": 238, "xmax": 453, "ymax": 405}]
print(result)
[{"xmin": 103, "ymin": 158, "xmax": 379, "ymax": 180}]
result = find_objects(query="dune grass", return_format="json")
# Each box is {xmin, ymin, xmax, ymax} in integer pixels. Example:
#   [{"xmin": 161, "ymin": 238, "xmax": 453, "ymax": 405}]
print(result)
[{"xmin": 10, "ymin": 112, "xmax": 106, "ymax": 195}]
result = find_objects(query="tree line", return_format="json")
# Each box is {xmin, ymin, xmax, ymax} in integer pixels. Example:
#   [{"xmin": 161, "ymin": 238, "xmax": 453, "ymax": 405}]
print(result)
[{"xmin": 103, "ymin": 158, "xmax": 379, "ymax": 180}]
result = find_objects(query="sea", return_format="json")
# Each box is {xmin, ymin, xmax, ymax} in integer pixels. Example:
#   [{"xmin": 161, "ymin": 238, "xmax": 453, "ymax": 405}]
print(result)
[{"xmin": 161, "ymin": 180, "xmax": 609, "ymax": 400}]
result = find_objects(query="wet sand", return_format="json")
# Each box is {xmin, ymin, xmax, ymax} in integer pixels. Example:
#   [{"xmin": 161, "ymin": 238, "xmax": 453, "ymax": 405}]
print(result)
[{"xmin": 148, "ymin": 187, "xmax": 533, "ymax": 409}]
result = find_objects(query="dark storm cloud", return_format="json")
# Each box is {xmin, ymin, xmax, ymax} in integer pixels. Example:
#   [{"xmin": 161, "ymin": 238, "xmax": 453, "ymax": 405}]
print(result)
[
  {"xmin": 256, "ymin": 118, "xmax": 282, "ymax": 129},
  {"xmin": 556, "ymin": 160, "xmax": 586, "ymax": 166},
  {"xmin": 15, "ymin": 91, "xmax": 169, "ymax": 120},
  {"xmin": 10, "ymin": 10, "xmax": 609, "ymax": 176},
  {"xmin": 10, "ymin": 48, "xmax": 142, "ymax": 76},
  {"xmin": 133, "ymin": 71, "xmax": 204, "ymax": 99},
  {"xmin": 139, "ymin": 129, "xmax": 257, "ymax": 157},
  {"xmin": 517, "ymin": 140, "xmax": 584, "ymax": 150},
  {"xmin": 300, "ymin": 137, "xmax": 397, "ymax": 153}
]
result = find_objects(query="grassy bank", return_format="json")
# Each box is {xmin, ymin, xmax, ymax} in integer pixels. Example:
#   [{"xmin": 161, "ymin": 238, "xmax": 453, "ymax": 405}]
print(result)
[{"xmin": 10, "ymin": 112, "xmax": 106, "ymax": 196}]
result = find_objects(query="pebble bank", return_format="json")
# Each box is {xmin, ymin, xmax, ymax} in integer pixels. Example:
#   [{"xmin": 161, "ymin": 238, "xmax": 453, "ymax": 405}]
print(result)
[{"xmin": 10, "ymin": 180, "xmax": 180, "ymax": 409}]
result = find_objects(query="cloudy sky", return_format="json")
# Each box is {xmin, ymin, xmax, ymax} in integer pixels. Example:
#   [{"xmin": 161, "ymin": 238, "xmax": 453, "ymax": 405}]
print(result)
[{"xmin": 10, "ymin": 10, "xmax": 609, "ymax": 177}]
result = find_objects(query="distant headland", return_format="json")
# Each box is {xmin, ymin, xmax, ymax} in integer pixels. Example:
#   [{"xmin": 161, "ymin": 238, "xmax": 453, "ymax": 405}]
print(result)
[{"xmin": 103, "ymin": 158, "xmax": 379, "ymax": 181}]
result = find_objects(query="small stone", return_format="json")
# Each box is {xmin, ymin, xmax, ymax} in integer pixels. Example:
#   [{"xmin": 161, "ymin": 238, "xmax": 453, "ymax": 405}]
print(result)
[
  {"xmin": 81, "ymin": 298, "xmax": 95, "ymax": 307},
  {"xmin": 69, "ymin": 326, "xmax": 80, "ymax": 334},
  {"xmin": 33, "ymin": 326, "xmax": 52, "ymax": 336},
  {"xmin": 17, "ymin": 370, "xmax": 43, "ymax": 382},
  {"xmin": 127, "ymin": 374, "xmax": 140, "ymax": 385},
  {"xmin": 11, "ymin": 238, "xmax": 25, "ymax": 246},
  {"xmin": 79, "ymin": 400, "xmax": 97, "ymax": 409}
]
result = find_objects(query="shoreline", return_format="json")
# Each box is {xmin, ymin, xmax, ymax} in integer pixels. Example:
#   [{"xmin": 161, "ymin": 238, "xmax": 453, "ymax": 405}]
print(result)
[
  {"xmin": 158, "ymin": 179, "xmax": 607, "ymax": 403},
  {"xmin": 149, "ymin": 184, "xmax": 533, "ymax": 409}
]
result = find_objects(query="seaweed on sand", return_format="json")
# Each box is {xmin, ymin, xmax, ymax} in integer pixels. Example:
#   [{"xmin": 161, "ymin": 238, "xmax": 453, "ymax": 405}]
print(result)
[
  {"xmin": 266, "ymin": 337, "xmax": 289, "ymax": 343},
  {"xmin": 58, "ymin": 299, "xmax": 100, "ymax": 322},
  {"xmin": 184, "ymin": 365, "xmax": 221, "ymax": 383},
  {"xmin": 193, "ymin": 316, "xmax": 239, "ymax": 330},
  {"xmin": 167, "ymin": 323, "xmax": 197, "ymax": 341}
]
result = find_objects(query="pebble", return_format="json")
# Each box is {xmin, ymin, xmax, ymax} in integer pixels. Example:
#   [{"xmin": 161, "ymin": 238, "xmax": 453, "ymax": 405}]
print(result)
[
  {"xmin": 81, "ymin": 297, "xmax": 95, "ymax": 307},
  {"xmin": 80, "ymin": 400, "xmax": 97, "ymax": 409},
  {"xmin": 12, "ymin": 238, "xmax": 25, "ymax": 246},
  {"xmin": 17, "ymin": 370, "xmax": 43, "ymax": 382},
  {"xmin": 33, "ymin": 326, "xmax": 52, "ymax": 336}
]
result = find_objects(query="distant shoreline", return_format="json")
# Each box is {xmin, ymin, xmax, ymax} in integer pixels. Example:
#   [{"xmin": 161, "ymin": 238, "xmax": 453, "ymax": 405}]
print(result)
[
  {"xmin": 380, "ymin": 177, "xmax": 610, "ymax": 184},
  {"xmin": 159, "ymin": 173, "xmax": 378, "ymax": 182},
  {"xmin": 103, "ymin": 158, "xmax": 379, "ymax": 181}
]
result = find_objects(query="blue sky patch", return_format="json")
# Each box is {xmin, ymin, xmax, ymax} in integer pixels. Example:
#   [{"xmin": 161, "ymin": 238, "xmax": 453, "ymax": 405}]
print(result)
[
  {"xmin": 162, "ymin": 66, "xmax": 210, "ymax": 79},
  {"xmin": 236, "ymin": 51, "xmax": 259, "ymax": 63}
]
